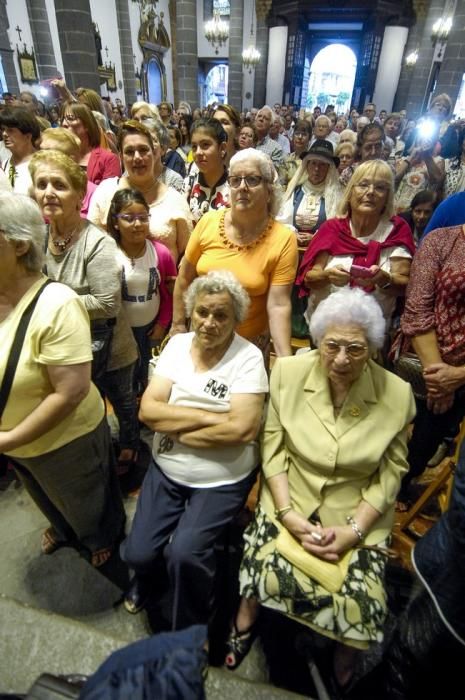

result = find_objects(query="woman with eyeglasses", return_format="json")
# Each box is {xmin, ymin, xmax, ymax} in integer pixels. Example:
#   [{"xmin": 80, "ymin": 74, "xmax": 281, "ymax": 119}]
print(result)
[
  {"xmin": 224, "ymin": 287, "xmax": 415, "ymax": 691},
  {"xmin": 296, "ymin": 160, "xmax": 415, "ymax": 329},
  {"xmin": 88, "ymin": 120, "xmax": 192, "ymax": 263},
  {"xmin": 107, "ymin": 188, "xmax": 177, "ymax": 394},
  {"xmin": 61, "ymin": 102, "xmax": 121, "ymax": 185},
  {"xmin": 173, "ymin": 148, "xmax": 298, "ymax": 362}
]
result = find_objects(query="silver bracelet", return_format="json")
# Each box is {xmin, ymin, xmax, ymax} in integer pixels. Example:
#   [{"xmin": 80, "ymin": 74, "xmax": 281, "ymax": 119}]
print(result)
[{"xmin": 346, "ymin": 515, "xmax": 365, "ymax": 542}]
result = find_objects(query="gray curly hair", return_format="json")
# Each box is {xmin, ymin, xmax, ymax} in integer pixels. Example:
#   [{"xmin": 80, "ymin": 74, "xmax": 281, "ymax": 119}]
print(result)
[{"xmin": 184, "ymin": 270, "xmax": 250, "ymax": 323}]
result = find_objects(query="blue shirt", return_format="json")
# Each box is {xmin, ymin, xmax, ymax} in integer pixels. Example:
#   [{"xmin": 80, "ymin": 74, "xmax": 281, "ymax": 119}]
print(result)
[{"xmin": 422, "ymin": 191, "xmax": 465, "ymax": 240}]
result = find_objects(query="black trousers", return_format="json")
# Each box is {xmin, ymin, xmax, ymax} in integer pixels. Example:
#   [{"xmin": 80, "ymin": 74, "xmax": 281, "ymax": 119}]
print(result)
[
  {"xmin": 121, "ymin": 459, "xmax": 256, "ymax": 630},
  {"xmin": 403, "ymin": 392, "xmax": 465, "ymax": 491},
  {"xmin": 11, "ymin": 419, "xmax": 125, "ymax": 554}
]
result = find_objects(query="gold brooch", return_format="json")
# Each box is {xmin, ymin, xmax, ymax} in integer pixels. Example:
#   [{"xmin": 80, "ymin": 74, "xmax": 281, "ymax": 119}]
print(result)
[{"xmin": 349, "ymin": 406, "xmax": 361, "ymax": 417}]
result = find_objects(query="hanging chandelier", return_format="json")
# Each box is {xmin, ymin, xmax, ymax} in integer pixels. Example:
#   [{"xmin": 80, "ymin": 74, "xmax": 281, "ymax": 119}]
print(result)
[
  {"xmin": 242, "ymin": 0, "xmax": 260, "ymax": 73},
  {"xmin": 242, "ymin": 46, "xmax": 261, "ymax": 73},
  {"xmin": 431, "ymin": 16, "xmax": 453, "ymax": 42},
  {"xmin": 204, "ymin": 10, "xmax": 229, "ymax": 54}
]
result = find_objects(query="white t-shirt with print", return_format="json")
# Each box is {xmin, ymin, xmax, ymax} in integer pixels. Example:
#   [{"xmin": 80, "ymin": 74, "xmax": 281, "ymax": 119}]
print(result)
[
  {"xmin": 152, "ymin": 332, "xmax": 268, "ymax": 487},
  {"xmin": 116, "ymin": 242, "xmax": 161, "ymax": 328}
]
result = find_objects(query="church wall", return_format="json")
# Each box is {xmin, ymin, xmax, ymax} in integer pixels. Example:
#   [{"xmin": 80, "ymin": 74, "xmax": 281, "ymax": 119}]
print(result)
[
  {"xmin": 89, "ymin": 0, "xmax": 125, "ymax": 102},
  {"xmin": 5, "ymin": 0, "xmax": 39, "ymax": 97}
]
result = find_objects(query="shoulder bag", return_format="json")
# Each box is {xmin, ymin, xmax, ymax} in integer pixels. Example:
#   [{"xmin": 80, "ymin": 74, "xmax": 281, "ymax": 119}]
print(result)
[{"xmin": 0, "ymin": 280, "xmax": 52, "ymax": 470}]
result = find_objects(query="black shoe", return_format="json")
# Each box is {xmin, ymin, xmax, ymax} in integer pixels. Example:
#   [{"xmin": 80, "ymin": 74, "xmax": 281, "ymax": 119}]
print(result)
[{"xmin": 124, "ymin": 575, "xmax": 150, "ymax": 614}]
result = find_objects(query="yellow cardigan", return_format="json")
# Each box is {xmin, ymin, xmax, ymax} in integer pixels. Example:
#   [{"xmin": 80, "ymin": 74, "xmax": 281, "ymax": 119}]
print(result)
[{"xmin": 260, "ymin": 350, "xmax": 416, "ymax": 546}]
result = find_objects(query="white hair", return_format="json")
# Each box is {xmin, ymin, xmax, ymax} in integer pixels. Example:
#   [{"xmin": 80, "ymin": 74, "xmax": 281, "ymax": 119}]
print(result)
[
  {"xmin": 184, "ymin": 270, "xmax": 250, "ymax": 323},
  {"xmin": 229, "ymin": 148, "xmax": 283, "ymax": 217},
  {"xmin": 0, "ymin": 192, "xmax": 45, "ymax": 272},
  {"xmin": 309, "ymin": 287, "xmax": 386, "ymax": 350},
  {"xmin": 283, "ymin": 154, "xmax": 342, "ymax": 218}
]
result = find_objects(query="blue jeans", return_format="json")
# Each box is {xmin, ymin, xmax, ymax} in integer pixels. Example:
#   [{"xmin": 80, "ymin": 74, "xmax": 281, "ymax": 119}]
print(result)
[
  {"xmin": 97, "ymin": 362, "xmax": 139, "ymax": 451},
  {"xmin": 131, "ymin": 321, "xmax": 155, "ymax": 394}
]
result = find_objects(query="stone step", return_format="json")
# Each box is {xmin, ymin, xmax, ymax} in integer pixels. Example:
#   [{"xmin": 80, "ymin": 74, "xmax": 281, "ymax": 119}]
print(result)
[{"xmin": 0, "ymin": 595, "xmax": 306, "ymax": 699}]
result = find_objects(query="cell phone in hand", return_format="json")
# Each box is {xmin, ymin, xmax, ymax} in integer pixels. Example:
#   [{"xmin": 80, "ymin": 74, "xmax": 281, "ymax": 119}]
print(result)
[{"xmin": 350, "ymin": 264, "xmax": 376, "ymax": 278}]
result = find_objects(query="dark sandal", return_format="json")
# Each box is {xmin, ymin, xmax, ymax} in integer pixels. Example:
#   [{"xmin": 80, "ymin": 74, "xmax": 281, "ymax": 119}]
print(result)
[
  {"xmin": 123, "ymin": 576, "xmax": 150, "ymax": 614},
  {"xmin": 41, "ymin": 527, "xmax": 61, "ymax": 555},
  {"xmin": 91, "ymin": 547, "xmax": 113, "ymax": 568},
  {"xmin": 116, "ymin": 449, "xmax": 139, "ymax": 476},
  {"xmin": 224, "ymin": 623, "xmax": 256, "ymax": 670}
]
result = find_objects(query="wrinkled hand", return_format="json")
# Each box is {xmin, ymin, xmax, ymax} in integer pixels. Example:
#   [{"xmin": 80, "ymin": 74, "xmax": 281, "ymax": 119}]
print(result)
[
  {"xmin": 327, "ymin": 265, "xmax": 351, "ymax": 287},
  {"xmin": 301, "ymin": 525, "xmax": 359, "ymax": 561},
  {"xmin": 0, "ymin": 431, "xmax": 14, "ymax": 454},
  {"xmin": 424, "ymin": 363, "xmax": 465, "ymax": 396},
  {"xmin": 297, "ymin": 231, "xmax": 314, "ymax": 246},
  {"xmin": 281, "ymin": 510, "xmax": 337, "ymax": 558},
  {"xmin": 426, "ymin": 392, "xmax": 454, "ymax": 414},
  {"xmin": 169, "ymin": 323, "xmax": 187, "ymax": 337},
  {"xmin": 149, "ymin": 322, "xmax": 166, "ymax": 342}
]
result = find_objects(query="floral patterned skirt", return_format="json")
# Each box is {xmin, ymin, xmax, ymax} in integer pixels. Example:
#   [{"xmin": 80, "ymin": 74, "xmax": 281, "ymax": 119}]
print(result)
[{"xmin": 239, "ymin": 506, "xmax": 389, "ymax": 649}]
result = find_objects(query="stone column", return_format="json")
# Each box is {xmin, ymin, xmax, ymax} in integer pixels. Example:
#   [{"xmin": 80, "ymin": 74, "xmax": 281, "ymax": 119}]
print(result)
[
  {"xmin": 265, "ymin": 25, "xmax": 288, "ymax": 106},
  {"xmin": 0, "ymin": 0, "xmax": 20, "ymax": 95},
  {"xmin": 26, "ymin": 0, "xmax": 58, "ymax": 80},
  {"xmin": 372, "ymin": 26, "xmax": 409, "ymax": 112},
  {"xmin": 115, "ymin": 0, "xmax": 137, "ymax": 106},
  {"xmin": 253, "ymin": 0, "xmax": 272, "ymax": 107},
  {"xmin": 228, "ymin": 0, "xmax": 244, "ymax": 109},
  {"xmin": 175, "ymin": 0, "xmax": 198, "ymax": 107},
  {"xmin": 398, "ymin": 0, "xmax": 449, "ymax": 118},
  {"xmin": 54, "ymin": 0, "xmax": 100, "ymax": 92},
  {"xmin": 433, "ymin": 0, "xmax": 465, "ymax": 107}
]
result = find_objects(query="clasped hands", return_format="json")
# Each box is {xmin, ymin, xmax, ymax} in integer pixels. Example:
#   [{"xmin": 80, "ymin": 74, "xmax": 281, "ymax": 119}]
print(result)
[
  {"xmin": 326, "ymin": 264, "xmax": 390, "ymax": 289},
  {"xmin": 423, "ymin": 362, "xmax": 465, "ymax": 414},
  {"xmin": 280, "ymin": 509, "xmax": 358, "ymax": 562}
]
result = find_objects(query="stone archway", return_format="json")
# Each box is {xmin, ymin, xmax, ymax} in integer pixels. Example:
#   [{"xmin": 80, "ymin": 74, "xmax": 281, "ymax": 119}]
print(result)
[{"xmin": 304, "ymin": 43, "xmax": 357, "ymax": 112}]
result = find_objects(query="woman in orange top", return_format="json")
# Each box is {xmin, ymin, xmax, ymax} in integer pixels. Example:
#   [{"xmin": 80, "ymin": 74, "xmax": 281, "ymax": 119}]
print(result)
[{"xmin": 172, "ymin": 149, "xmax": 298, "ymax": 360}]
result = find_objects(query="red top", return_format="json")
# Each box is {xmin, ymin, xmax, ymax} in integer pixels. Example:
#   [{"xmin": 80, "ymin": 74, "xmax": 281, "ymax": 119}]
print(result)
[
  {"xmin": 401, "ymin": 225, "xmax": 465, "ymax": 366},
  {"xmin": 87, "ymin": 147, "xmax": 121, "ymax": 185},
  {"xmin": 295, "ymin": 215, "xmax": 415, "ymax": 296}
]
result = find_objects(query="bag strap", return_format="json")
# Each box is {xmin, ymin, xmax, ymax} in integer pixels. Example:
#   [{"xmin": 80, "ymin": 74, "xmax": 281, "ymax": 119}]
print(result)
[{"xmin": 0, "ymin": 279, "xmax": 53, "ymax": 418}]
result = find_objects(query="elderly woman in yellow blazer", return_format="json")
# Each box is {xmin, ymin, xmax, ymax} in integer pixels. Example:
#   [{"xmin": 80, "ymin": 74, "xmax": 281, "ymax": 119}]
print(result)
[{"xmin": 224, "ymin": 287, "xmax": 416, "ymax": 690}]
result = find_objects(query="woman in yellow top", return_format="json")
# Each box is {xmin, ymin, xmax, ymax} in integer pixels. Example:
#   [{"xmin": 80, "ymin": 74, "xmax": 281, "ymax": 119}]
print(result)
[
  {"xmin": 172, "ymin": 148, "xmax": 298, "ymax": 360},
  {"xmin": 0, "ymin": 192, "xmax": 125, "ymax": 568}
]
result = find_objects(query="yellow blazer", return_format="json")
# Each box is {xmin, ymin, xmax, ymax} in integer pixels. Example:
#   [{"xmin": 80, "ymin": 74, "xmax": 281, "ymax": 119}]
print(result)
[{"xmin": 260, "ymin": 350, "xmax": 416, "ymax": 545}]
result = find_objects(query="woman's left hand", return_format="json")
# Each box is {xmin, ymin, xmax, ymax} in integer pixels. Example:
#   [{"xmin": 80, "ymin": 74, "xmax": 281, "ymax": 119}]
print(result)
[
  {"xmin": 297, "ymin": 231, "xmax": 314, "ymax": 246},
  {"xmin": 149, "ymin": 322, "xmax": 167, "ymax": 342},
  {"xmin": 0, "ymin": 431, "xmax": 14, "ymax": 454},
  {"xmin": 424, "ymin": 362, "xmax": 465, "ymax": 396},
  {"xmin": 301, "ymin": 525, "xmax": 359, "ymax": 561}
]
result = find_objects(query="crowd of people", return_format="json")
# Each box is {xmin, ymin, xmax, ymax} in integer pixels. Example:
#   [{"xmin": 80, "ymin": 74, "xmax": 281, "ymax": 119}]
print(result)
[{"xmin": 1, "ymin": 84, "xmax": 465, "ymax": 695}]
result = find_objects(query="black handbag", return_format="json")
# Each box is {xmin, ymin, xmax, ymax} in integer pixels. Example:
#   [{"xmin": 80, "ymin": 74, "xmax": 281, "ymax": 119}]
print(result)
[
  {"xmin": 90, "ymin": 318, "xmax": 115, "ymax": 382},
  {"xmin": 0, "ymin": 280, "xmax": 52, "ymax": 470}
]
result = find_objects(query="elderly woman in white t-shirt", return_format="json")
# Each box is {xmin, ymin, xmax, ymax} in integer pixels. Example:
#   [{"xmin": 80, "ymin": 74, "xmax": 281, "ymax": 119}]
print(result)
[{"xmin": 120, "ymin": 271, "xmax": 268, "ymax": 628}]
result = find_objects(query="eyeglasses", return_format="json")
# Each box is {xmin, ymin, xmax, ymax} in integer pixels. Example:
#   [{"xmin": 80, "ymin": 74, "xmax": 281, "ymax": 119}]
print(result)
[
  {"xmin": 227, "ymin": 175, "xmax": 263, "ymax": 188},
  {"xmin": 322, "ymin": 340, "xmax": 368, "ymax": 358},
  {"xmin": 354, "ymin": 180, "xmax": 389, "ymax": 195},
  {"xmin": 63, "ymin": 114, "xmax": 79, "ymax": 123},
  {"xmin": 116, "ymin": 213, "xmax": 150, "ymax": 223}
]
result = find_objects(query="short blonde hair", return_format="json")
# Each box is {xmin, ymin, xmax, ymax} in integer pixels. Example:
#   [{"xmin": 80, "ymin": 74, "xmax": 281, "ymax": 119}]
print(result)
[
  {"xmin": 337, "ymin": 159, "xmax": 394, "ymax": 220},
  {"xmin": 29, "ymin": 150, "xmax": 87, "ymax": 197},
  {"xmin": 40, "ymin": 127, "xmax": 81, "ymax": 159}
]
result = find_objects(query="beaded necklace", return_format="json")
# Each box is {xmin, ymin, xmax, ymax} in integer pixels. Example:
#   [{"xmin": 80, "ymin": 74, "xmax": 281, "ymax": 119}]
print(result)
[{"xmin": 218, "ymin": 211, "xmax": 273, "ymax": 251}]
